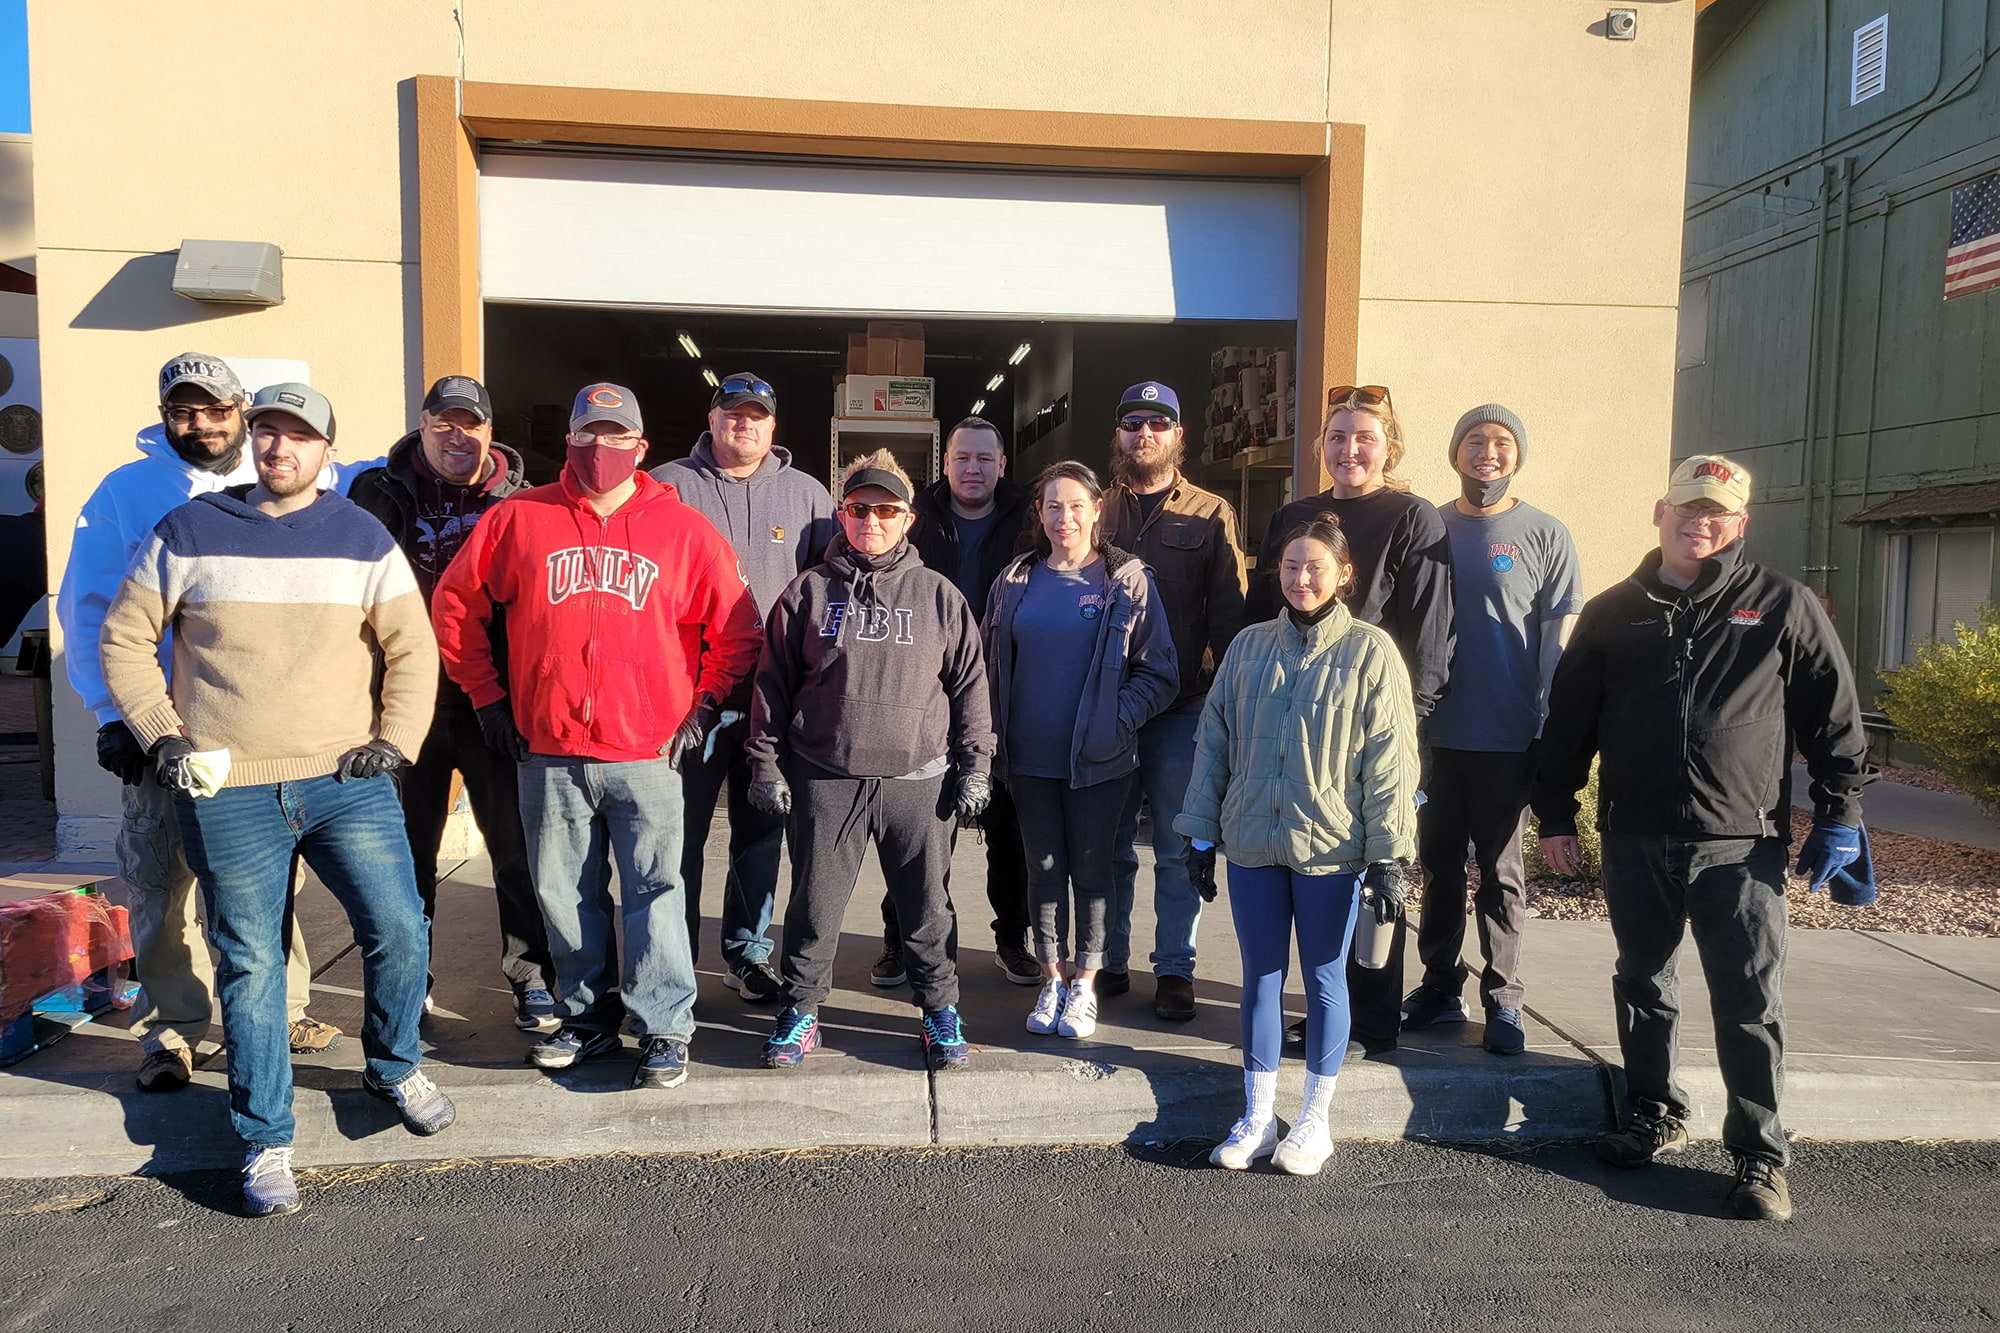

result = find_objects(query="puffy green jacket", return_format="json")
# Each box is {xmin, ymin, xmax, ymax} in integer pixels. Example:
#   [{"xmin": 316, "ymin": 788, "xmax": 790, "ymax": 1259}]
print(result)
[{"xmin": 1174, "ymin": 602, "xmax": 1419, "ymax": 873}]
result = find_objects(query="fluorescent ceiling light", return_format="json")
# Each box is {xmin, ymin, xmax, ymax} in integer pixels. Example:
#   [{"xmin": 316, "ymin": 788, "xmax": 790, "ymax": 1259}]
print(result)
[
  {"xmin": 1008, "ymin": 342, "xmax": 1031, "ymax": 365},
  {"xmin": 700, "ymin": 367, "xmax": 719, "ymax": 388},
  {"xmin": 969, "ymin": 398, "xmax": 987, "ymax": 415},
  {"xmin": 985, "ymin": 374, "xmax": 1005, "ymax": 391},
  {"xmin": 676, "ymin": 331, "xmax": 701, "ymax": 358}
]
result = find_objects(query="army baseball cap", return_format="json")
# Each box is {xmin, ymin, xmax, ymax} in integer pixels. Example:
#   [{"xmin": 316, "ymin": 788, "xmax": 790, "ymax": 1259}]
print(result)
[
  {"xmin": 570, "ymin": 382, "xmax": 643, "ymax": 435},
  {"xmin": 244, "ymin": 382, "xmax": 337, "ymax": 443},
  {"xmin": 422, "ymin": 375, "xmax": 493, "ymax": 423},
  {"xmin": 158, "ymin": 352, "xmax": 245, "ymax": 404},
  {"xmin": 1665, "ymin": 454, "xmax": 1752, "ymax": 513}
]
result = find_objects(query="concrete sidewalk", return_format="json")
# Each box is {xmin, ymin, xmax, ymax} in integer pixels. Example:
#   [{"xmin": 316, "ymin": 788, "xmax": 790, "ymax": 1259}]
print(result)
[
  {"xmin": 1791, "ymin": 761, "xmax": 2000, "ymax": 850},
  {"xmin": 3, "ymin": 833, "xmax": 1996, "ymax": 1178}
]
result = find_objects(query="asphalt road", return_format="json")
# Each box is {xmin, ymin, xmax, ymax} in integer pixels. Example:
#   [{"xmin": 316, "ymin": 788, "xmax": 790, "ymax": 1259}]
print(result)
[{"xmin": 0, "ymin": 1141, "xmax": 1994, "ymax": 1332}]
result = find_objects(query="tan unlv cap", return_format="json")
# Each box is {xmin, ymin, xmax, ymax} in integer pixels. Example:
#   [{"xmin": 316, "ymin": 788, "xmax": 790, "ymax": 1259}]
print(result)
[{"xmin": 1665, "ymin": 454, "xmax": 1752, "ymax": 513}]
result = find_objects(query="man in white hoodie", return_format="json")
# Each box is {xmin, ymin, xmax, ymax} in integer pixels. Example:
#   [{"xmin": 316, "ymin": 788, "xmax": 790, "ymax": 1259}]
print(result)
[{"xmin": 55, "ymin": 352, "xmax": 374, "ymax": 1092}]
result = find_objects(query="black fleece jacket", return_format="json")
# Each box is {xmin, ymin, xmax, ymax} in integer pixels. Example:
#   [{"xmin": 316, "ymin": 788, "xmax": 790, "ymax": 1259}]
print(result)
[
  {"xmin": 747, "ymin": 536, "xmax": 994, "ymax": 784},
  {"xmin": 1531, "ymin": 540, "xmax": 1872, "ymax": 841},
  {"xmin": 910, "ymin": 476, "xmax": 1031, "ymax": 621}
]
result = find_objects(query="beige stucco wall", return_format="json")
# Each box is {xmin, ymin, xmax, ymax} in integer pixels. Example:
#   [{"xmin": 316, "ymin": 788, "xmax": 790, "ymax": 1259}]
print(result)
[{"xmin": 27, "ymin": 0, "xmax": 1690, "ymax": 853}]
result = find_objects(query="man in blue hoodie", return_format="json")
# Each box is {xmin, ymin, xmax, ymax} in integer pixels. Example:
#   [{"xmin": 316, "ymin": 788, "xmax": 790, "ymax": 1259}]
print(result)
[
  {"xmin": 650, "ymin": 373, "xmax": 835, "ymax": 1000},
  {"xmin": 55, "ymin": 353, "xmax": 375, "ymax": 1092}
]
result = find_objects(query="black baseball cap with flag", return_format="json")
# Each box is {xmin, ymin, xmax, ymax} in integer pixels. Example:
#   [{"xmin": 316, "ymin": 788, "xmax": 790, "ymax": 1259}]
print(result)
[{"xmin": 422, "ymin": 375, "xmax": 493, "ymax": 423}]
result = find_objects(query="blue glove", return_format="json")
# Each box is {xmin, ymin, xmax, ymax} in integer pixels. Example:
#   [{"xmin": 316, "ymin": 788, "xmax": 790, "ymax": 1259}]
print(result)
[
  {"xmin": 1826, "ymin": 823, "xmax": 1876, "ymax": 907},
  {"xmin": 1796, "ymin": 821, "xmax": 1863, "ymax": 894}
]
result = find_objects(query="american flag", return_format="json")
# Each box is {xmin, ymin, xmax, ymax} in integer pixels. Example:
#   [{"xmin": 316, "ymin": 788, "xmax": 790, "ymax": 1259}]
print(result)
[{"xmin": 1945, "ymin": 173, "xmax": 2000, "ymax": 301}]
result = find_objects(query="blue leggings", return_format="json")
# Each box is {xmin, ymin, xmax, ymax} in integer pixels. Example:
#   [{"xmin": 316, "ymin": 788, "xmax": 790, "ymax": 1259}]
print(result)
[{"xmin": 1228, "ymin": 862, "xmax": 1360, "ymax": 1077}]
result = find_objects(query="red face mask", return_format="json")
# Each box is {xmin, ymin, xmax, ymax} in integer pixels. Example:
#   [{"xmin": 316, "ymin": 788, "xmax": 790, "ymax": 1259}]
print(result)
[{"xmin": 567, "ymin": 442, "xmax": 641, "ymax": 494}]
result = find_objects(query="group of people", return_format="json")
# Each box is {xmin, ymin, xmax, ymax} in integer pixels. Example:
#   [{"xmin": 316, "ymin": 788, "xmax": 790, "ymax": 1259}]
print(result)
[{"xmin": 56, "ymin": 352, "xmax": 1873, "ymax": 1224}]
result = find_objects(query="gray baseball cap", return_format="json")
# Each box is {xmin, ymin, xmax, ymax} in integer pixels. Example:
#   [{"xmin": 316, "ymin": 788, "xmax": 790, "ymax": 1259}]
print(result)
[
  {"xmin": 158, "ymin": 352, "xmax": 245, "ymax": 404},
  {"xmin": 570, "ymin": 382, "xmax": 643, "ymax": 435},
  {"xmin": 245, "ymin": 382, "xmax": 337, "ymax": 443}
]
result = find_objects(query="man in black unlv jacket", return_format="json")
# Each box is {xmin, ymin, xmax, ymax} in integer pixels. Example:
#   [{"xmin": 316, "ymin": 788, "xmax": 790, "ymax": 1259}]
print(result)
[{"xmin": 1532, "ymin": 454, "xmax": 1872, "ymax": 1224}]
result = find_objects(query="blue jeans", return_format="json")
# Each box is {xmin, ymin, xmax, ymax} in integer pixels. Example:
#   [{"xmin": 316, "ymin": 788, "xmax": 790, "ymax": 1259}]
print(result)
[
  {"xmin": 1107, "ymin": 698, "xmax": 1204, "ymax": 979},
  {"xmin": 1228, "ymin": 862, "xmax": 1359, "ymax": 1077},
  {"xmin": 678, "ymin": 707, "xmax": 785, "ymax": 970},
  {"xmin": 518, "ymin": 755, "xmax": 697, "ymax": 1042},
  {"xmin": 175, "ymin": 773, "xmax": 428, "ymax": 1149}
]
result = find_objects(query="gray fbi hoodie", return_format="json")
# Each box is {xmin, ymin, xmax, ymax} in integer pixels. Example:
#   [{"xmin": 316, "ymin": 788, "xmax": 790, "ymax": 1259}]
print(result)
[{"xmin": 652, "ymin": 437, "xmax": 837, "ymax": 620}]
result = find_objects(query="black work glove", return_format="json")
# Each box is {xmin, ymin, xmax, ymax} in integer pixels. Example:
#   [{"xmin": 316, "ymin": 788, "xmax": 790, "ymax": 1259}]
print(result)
[
  {"xmin": 1360, "ymin": 860, "xmax": 1407, "ymax": 926},
  {"xmin": 748, "ymin": 777, "xmax": 792, "ymax": 817},
  {"xmin": 150, "ymin": 735, "xmax": 199, "ymax": 799},
  {"xmin": 97, "ymin": 721, "xmax": 150, "ymax": 786},
  {"xmin": 335, "ymin": 738, "xmax": 407, "ymax": 782},
  {"xmin": 476, "ymin": 699, "xmax": 528, "ymax": 763},
  {"xmin": 953, "ymin": 771, "xmax": 992, "ymax": 820},
  {"xmin": 1186, "ymin": 842, "xmax": 1218, "ymax": 902},
  {"xmin": 665, "ymin": 694, "xmax": 721, "ymax": 768}
]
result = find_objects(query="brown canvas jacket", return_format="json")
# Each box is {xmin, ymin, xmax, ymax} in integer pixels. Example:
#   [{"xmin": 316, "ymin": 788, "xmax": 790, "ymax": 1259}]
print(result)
[{"xmin": 1104, "ymin": 474, "xmax": 1247, "ymax": 704}]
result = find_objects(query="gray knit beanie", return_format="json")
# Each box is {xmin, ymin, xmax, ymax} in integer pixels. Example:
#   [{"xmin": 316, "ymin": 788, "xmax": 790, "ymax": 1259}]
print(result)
[{"xmin": 1449, "ymin": 403, "xmax": 1527, "ymax": 468}]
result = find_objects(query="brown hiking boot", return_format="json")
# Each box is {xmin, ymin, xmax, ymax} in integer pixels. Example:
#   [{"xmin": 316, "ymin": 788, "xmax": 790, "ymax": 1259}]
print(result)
[
  {"xmin": 136, "ymin": 1047, "xmax": 193, "ymax": 1093},
  {"xmin": 1596, "ymin": 1112, "xmax": 1690, "ymax": 1167},
  {"xmin": 287, "ymin": 1017, "xmax": 344, "ymax": 1054},
  {"xmin": 1726, "ymin": 1156, "xmax": 1794, "ymax": 1221}
]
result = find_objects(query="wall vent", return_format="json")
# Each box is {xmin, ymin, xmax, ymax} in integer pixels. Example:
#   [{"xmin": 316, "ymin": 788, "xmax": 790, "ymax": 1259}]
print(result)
[{"xmin": 1851, "ymin": 15, "xmax": 1888, "ymax": 105}]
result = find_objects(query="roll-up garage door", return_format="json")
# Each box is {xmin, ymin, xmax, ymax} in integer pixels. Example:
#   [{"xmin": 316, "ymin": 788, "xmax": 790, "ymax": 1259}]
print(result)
[{"xmin": 477, "ymin": 151, "xmax": 1301, "ymax": 322}]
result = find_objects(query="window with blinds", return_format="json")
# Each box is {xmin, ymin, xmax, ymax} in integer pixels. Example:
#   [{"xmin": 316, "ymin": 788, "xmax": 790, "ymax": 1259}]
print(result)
[{"xmin": 1881, "ymin": 528, "xmax": 1994, "ymax": 666}]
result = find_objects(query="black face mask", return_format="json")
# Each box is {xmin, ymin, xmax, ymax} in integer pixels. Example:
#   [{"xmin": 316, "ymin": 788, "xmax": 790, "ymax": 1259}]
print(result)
[
  {"xmin": 165, "ymin": 416, "xmax": 247, "ymax": 476},
  {"xmin": 1460, "ymin": 473, "xmax": 1513, "ymax": 508}
]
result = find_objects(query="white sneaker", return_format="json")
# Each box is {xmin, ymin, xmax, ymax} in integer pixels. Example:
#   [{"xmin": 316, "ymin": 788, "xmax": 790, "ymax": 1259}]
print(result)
[
  {"xmin": 1026, "ymin": 979, "xmax": 1066, "ymax": 1034},
  {"xmin": 1273, "ymin": 1114, "xmax": 1334, "ymax": 1177},
  {"xmin": 1209, "ymin": 1117, "xmax": 1278, "ymax": 1170},
  {"xmin": 1056, "ymin": 983, "xmax": 1099, "ymax": 1039},
  {"xmin": 242, "ymin": 1145, "xmax": 300, "ymax": 1217}
]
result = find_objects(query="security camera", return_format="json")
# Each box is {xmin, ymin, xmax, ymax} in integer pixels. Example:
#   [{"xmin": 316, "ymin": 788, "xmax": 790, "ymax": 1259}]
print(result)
[{"xmin": 1607, "ymin": 9, "xmax": 1637, "ymax": 39}]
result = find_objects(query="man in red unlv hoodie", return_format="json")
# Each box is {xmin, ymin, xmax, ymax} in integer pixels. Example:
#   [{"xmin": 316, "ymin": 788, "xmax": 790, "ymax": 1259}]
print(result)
[{"xmin": 432, "ymin": 382, "xmax": 761, "ymax": 1091}]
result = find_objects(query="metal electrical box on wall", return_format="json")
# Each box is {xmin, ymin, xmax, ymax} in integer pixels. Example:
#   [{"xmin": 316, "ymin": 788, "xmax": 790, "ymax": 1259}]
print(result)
[{"xmin": 172, "ymin": 240, "xmax": 284, "ymax": 306}]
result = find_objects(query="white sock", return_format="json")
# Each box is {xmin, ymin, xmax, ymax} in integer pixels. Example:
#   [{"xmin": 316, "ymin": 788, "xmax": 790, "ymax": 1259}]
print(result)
[
  {"xmin": 1244, "ymin": 1069, "xmax": 1277, "ymax": 1126},
  {"xmin": 1298, "ymin": 1071, "xmax": 1339, "ymax": 1125}
]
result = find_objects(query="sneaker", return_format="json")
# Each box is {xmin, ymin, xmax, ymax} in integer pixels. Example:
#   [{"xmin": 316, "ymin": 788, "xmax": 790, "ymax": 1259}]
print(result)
[
  {"xmin": 1483, "ymin": 1006, "xmax": 1526, "ymax": 1056},
  {"xmin": 763, "ymin": 1007, "xmax": 821, "ymax": 1069},
  {"xmin": 1273, "ymin": 1114, "xmax": 1334, "ymax": 1176},
  {"xmin": 1025, "ymin": 978, "xmax": 1066, "ymax": 1034},
  {"xmin": 922, "ymin": 1006, "xmax": 971, "ymax": 1072},
  {"xmin": 512, "ymin": 986, "xmax": 560, "ymax": 1034},
  {"xmin": 1209, "ymin": 1117, "xmax": 1278, "ymax": 1170},
  {"xmin": 1596, "ymin": 1112, "xmax": 1690, "ymax": 1167},
  {"xmin": 1056, "ymin": 982, "xmax": 1099, "ymax": 1039},
  {"xmin": 725, "ymin": 961, "xmax": 788, "ymax": 1004},
  {"xmin": 136, "ymin": 1047, "xmax": 193, "ymax": 1093},
  {"xmin": 1095, "ymin": 969, "xmax": 1131, "ymax": 998},
  {"xmin": 1725, "ymin": 1156, "xmax": 1794, "ymax": 1222},
  {"xmin": 242, "ymin": 1145, "xmax": 300, "ymax": 1218},
  {"xmin": 1401, "ymin": 983, "xmax": 1468, "ymax": 1030},
  {"xmin": 993, "ymin": 937, "xmax": 1039, "ymax": 986},
  {"xmin": 527, "ymin": 1025, "xmax": 623, "ymax": 1070},
  {"xmin": 1343, "ymin": 1036, "xmax": 1397, "ymax": 1060},
  {"xmin": 422, "ymin": 992, "xmax": 436, "ymax": 1016},
  {"xmin": 633, "ymin": 1036, "xmax": 689, "ymax": 1089},
  {"xmin": 1154, "ymin": 974, "xmax": 1196, "ymax": 1022},
  {"xmin": 871, "ymin": 945, "xmax": 908, "ymax": 988},
  {"xmin": 363, "ymin": 1068, "xmax": 457, "ymax": 1136},
  {"xmin": 287, "ymin": 1017, "xmax": 343, "ymax": 1054}
]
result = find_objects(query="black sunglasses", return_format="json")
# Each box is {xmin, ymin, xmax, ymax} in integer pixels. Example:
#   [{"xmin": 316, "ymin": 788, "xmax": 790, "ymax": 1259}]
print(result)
[{"xmin": 714, "ymin": 376, "xmax": 774, "ymax": 402}]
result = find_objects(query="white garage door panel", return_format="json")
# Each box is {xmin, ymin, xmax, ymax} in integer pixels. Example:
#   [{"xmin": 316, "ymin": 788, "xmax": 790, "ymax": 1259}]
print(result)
[{"xmin": 478, "ymin": 153, "xmax": 1300, "ymax": 321}]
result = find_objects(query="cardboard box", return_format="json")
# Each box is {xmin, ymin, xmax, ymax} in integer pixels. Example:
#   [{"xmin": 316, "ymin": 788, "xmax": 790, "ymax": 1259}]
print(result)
[
  {"xmin": 865, "ymin": 321, "xmax": 923, "ymax": 376},
  {"xmin": 839, "ymin": 375, "xmax": 935, "ymax": 418},
  {"xmin": 865, "ymin": 333, "xmax": 896, "ymax": 375},
  {"xmin": 846, "ymin": 333, "xmax": 869, "ymax": 375},
  {"xmin": 893, "ymin": 337, "xmax": 924, "ymax": 376}
]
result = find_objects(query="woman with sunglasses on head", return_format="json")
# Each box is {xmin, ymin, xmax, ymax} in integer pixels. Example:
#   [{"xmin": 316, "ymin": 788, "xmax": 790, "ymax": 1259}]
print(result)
[
  {"xmin": 984, "ymin": 462, "xmax": 1180, "ymax": 1040},
  {"xmin": 745, "ymin": 451, "xmax": 992, "ymax": 1073},
  {"xmin": 1247, "ymin": 385, "xmax": 1453, "ymax": 1059},
  {"xmin": 1179, "ymin": 511, "xmax": 1418, "ymax": 1174}
]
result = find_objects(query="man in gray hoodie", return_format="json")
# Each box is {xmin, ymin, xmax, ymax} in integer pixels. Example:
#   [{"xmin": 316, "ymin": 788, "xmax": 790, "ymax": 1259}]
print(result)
[{"xmin": 650, "ymin": 373, "xmax": 836, "ymax": 1000}]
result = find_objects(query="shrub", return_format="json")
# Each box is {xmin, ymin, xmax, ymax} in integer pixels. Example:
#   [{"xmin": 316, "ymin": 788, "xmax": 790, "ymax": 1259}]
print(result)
[
  {"xmin": 1523, "ymin": 760, "xmax": 1602, "ymax": 883},
  {"xmin": 1878, "ymin": 606, "xmax": 2000, "ymax": 816}
]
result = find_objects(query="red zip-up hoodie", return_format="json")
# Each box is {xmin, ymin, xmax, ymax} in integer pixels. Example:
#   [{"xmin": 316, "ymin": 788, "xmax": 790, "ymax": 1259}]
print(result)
[{"xmin": 432, "ymin": 469, "xmax": 760, "ymax": 762}]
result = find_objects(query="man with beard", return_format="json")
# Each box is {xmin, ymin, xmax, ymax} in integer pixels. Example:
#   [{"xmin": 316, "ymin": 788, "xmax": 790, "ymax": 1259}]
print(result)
[
  {"xmin": 1100, "ymin": 382, "xmax": 1247, "ymax": 1020},
  {"xmin": 649, "ymin": 373, "xmax": 834, "ymax": 1001},
  {"xmin": 56, "ymin": 354, "xmax": 360, "ymax": 1092},
  {"xmin": 349, "ymin": 376, "xmax": 556, "ymax": 1034}
]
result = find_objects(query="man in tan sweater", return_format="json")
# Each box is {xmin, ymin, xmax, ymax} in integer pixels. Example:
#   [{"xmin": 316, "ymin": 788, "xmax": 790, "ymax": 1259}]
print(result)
[{"xmin": 101, "ymin": 383, "xmax": 454, "ymax": 1218}]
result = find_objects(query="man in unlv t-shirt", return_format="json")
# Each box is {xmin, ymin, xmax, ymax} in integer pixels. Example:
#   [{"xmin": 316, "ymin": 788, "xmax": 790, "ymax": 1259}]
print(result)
[{"xmin": 431, "ymin": 383, "xmax": 762, "ymax": 1093}]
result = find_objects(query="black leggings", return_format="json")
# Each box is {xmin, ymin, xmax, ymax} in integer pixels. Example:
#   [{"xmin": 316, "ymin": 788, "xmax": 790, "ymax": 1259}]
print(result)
[{"xmin": 1010, "ymin": 772, "xmax": 1135, "ymax": 972}]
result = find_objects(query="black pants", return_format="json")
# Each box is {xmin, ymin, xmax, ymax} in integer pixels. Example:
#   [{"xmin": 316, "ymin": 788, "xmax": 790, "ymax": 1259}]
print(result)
[
  {"xmin": 780, "ymin": 762, "xmax": 959, "ymax": 1014},
  {"xmin": 1011, "ymin": 772, "xmax": 1133, "ymax": 972},
  {"xmin": 1416, "ymin": 746, "xmax": 1534, "ymax": 1009},
  {"xmin": 1601, "ymin": 833, "xmax": 1789, "ymax": 1166},
  {"xmin": 882, "ymin": 780, "xmax": 1030, "ymax": 952},
  {"xmin": 1346, "ymin": 913, "xmax": 1408, "ymax": 1048},
  {"xmin": 680, "ymin": 706, "xmax": 788, "ymax": 969},
  {"xmin": 400, "ymin": 701, "xmax": 552, "ymax": 990}
]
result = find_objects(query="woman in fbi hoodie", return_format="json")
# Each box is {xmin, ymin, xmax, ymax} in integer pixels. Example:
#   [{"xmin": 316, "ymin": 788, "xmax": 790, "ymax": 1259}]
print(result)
[{"xmin": 746, "ymin": 451, "xmax": 994, "ymax": 1074}]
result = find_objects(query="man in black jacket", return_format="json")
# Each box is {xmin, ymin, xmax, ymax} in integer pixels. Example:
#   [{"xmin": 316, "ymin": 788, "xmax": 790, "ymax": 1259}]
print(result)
[
  {"xmin": 876, "ymin": 417, "xmax": 1036, "ymax": 987},
  {"xmin": 1532, "ymin": 454, "xmax": 1873, "ymax": 1223},
  {"xmin": 349, "ymin": 376, "xmax": 556, "ymax": 1035}
]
